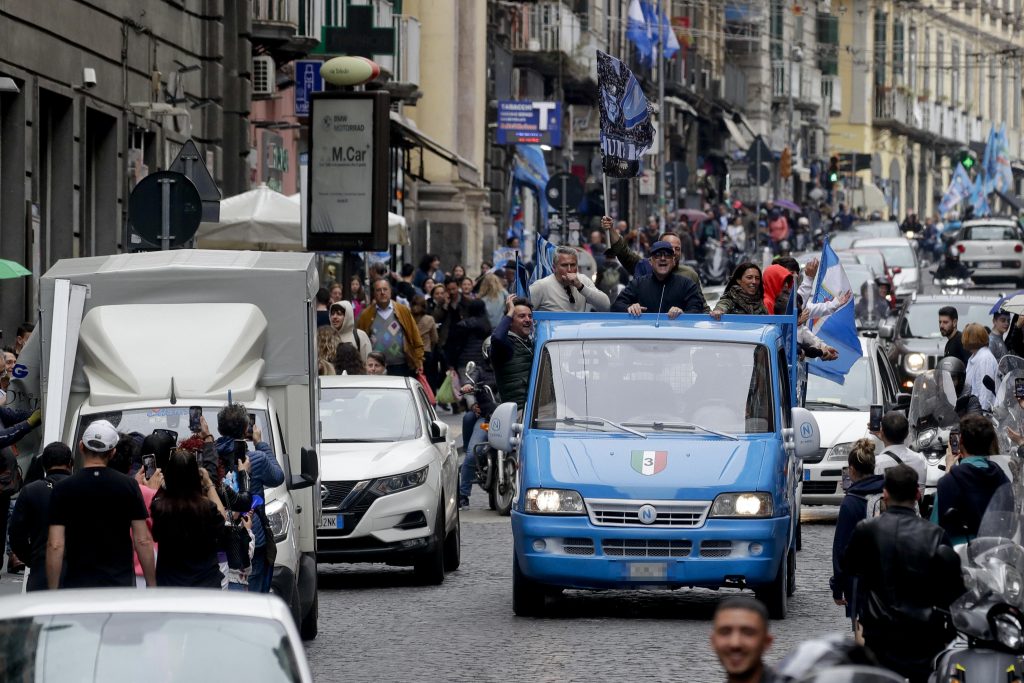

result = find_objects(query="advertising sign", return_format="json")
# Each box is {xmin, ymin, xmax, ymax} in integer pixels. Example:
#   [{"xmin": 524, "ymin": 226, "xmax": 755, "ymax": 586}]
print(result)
[
  {"xmin": 307, "ymin": 92, "xmax": 390, "ymax": 252},
  {"xmin": 497, "ymin": 100, "xmax": 562, "ymax": 146},
  {"xmin": 294, "ymin": 60, "xmax": 323, "ymax": 117}
]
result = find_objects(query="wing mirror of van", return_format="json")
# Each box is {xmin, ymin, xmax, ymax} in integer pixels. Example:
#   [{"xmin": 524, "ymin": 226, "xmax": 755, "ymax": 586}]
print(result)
[
  {"xmin": 487, "ymin": 402, "xmax": 522, "ymax": 452},
  {"xmin": 789, "ymin": 407, "xmax": 820, "ymax": 460},
  {"xmin": 877, "ymin": 322, "xmax": 895, "ymax": 340},
  {"xmin": 892, "ymin": 392, "xmax": 912, "ymax": 412},
  {"xmin": 290, "ymin": 446, "xmax": 319, "ymax": 490},
  {"xmin": 429, "ymin": 420, "xmax": 448, "ymax": 444}
]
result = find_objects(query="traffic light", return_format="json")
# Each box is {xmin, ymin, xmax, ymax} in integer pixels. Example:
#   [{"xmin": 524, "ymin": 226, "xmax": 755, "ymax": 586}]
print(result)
[
  {"xmin": 958, "ymin": 149, "xmax": 976, "ymax": 171},
  {"xmin": 780, "ymin": 147, "xmax": 792, "ymax": 179},
  {"xmin": 827, "ymin": 155, "xmax": 840, "ymax": 183}
]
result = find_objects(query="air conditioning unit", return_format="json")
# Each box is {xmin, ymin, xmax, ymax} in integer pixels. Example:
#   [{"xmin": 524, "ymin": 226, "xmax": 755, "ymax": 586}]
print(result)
[{"xmin": 253, "ymin": 55, "xmax": 276, "ymax": 97}]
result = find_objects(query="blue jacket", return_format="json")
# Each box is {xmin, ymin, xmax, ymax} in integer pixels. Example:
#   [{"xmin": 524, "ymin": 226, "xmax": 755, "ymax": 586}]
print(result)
[
  {"xmin": 0, "ymin": 408, "xmax": 35, "ymax": 450},
  {"xmin": 216, "ymin": 436, "xmax": 284, "ymax": 547},
  {"xmin": 831, "ymin": 474, "xmax": 885, "ymax": 610}
]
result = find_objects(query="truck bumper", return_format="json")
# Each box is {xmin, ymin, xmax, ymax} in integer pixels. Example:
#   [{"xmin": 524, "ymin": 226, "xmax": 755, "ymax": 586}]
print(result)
[{"xmin": 511, "ymin": 511, "xmax": 790, "ymax": 590}]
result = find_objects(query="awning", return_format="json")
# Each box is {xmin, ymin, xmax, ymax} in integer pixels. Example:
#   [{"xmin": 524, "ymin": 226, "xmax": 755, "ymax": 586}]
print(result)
[
  {"xmin": 794, "ymin": 163, "xmax": 811, "ymax": 183},
  {"xmin": 390, "ymin": 111, "xmax": 480, "ymax": 185},
  {"xmin": 664, "ymin": 95, "xmax": 698, "ymax": 117},
  {"xmin": 723, "ymin": 116, "xmax": 752, "ymax": 151}
]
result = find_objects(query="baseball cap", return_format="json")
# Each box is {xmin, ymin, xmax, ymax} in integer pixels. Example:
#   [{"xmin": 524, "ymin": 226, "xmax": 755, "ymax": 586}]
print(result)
[
  {"xmin": 649, "ymin": 241, "xmax": 674, "ymax": 255},
  {"xmin": 81, "ymin": 419, "xmax": 119, "ymax": 453}
]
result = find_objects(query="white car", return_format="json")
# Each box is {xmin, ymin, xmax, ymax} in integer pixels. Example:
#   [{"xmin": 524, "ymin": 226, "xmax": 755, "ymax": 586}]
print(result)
[
  {"xmin": 851, "ymin": 237, "xmax": 921, "ymax": 298},
  {"xmin": 316, "ymin": 375, "xmax": 460, "ymax": 584},
  {"xmin": 801, "ymin": 337, "xmax": 906, "ymax": 505},
  {"xmin": 954, "ymin": 217, "xmax": 1024, "ymax": 287},
  {"xmin": 0, "ymin": 589, "xmax": 313, "ymax": 682}
]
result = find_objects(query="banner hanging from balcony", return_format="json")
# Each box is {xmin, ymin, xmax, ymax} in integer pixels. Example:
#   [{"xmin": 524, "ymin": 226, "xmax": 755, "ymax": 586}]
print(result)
[{"xmin": 596, "ymin": 50, "xmax": 654, "ymax": 179}]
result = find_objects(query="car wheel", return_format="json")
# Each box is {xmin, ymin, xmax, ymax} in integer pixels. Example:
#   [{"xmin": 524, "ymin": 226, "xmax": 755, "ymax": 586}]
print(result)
[
  {"xmin": 795, "ymin": 518, "xmax": 802, "ymax": 552},
  {"xmin": 512, "ymin": 555, "xmax": 546, "ymax": 617},
  {"xmin": 273, "ymin": 576, "xmax": 302, "ymax": 628},
  {"xmin": 300, "ymin": 590, "xmax": 318, "ymax": 640},
  {"xmin": 754, "ymin": 550, "xmax": 788, "ymax": 619},
  {"xmin": 443, "ymin": 504, "xmax": 461, "ymax": 572},
  {"xmin": 413, "ymin": 501, "xmax": 445, "ymax": 585}
]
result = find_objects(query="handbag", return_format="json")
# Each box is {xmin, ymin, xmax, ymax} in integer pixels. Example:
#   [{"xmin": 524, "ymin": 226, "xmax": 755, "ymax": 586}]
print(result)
[
  {"xmin": 416, "ymin": 370, "xmax": 436, "ymax": 405},
  {"xmin": 0, "ymin": 452, "xmax": 23, "ymax": 496},
  {"xmin": 436, "ymin": 373, "xmax": 456, "ymax": 405}
]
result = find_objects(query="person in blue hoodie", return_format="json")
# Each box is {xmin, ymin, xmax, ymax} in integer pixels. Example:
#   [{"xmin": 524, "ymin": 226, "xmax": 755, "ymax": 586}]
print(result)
[
  {"xmin": 216, "ymin": 404, "xmax": 283, "ymax": 593},
  {"xmin": 830, "ymin": 438, "xmax": 884, "ymax": 617},
  {"xmin": 931, "ymin": 414, "xmax": 1008, "ymax": 544}
]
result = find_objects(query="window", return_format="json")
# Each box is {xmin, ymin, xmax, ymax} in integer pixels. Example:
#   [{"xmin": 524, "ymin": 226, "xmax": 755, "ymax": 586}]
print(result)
[
  {"xmin": 989, "ymin": 57, "xmax": 997, "ymax": 122},
  {"xmin": 817, "ymin": 14, "xmax": 839, "ymax": 76},
  {"xmin": 892, "ymin": 19, "xmax": 905, "ymax": 81},
  {"xmin": 806, "ymin": 356, "xmax": 876, "ymax": 410},
  {"xmin": 873, "ymin": 11, "xmax": 888, "ymax": 87},
  {"xmin": 776, "ymin": 348, "xmax": 792, "ymax": 429},
  {"xmin": 907, "ymin": 27, "xmax": 917, "ymax": 91},
  {"xmin": 1014, "ymin": 60, "xmax": 1022, "ymax": 129},
  {"xmin": 951, "ymin": 40, "xmax": 960, "ymax": 106},
  {"xmin": 770, "ymin": 3, "xmax": 784, "ymax": 60},
  {"xmin": 320, "ymin": 387, "xmax": 422, "ymax": 442},
  {"xmin": 935, "ymin": 35, "xmax": 944, "ymax": 99}
]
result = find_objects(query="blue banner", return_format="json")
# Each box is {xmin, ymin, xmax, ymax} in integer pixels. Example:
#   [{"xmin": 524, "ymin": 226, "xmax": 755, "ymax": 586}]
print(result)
[{"xmin": 807, "ymin": 240, "xmax": 861, "ymax": 384}]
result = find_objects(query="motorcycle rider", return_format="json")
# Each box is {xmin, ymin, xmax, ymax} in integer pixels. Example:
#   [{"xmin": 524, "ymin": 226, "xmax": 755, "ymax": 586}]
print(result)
[
  {"xmin": 456, "ymin": 361, "xmax": 499, "ymax": 510},
  {"xmin": 937, "ymin": 356, "xmax": 982, "ymax": 417},
  {"xmin": 933, "ymin": 246, "xmax": 971, "ymax": 282},
  {"xmin": 841, "ymin": 465, "xmax": 964, "ymax": 683}
]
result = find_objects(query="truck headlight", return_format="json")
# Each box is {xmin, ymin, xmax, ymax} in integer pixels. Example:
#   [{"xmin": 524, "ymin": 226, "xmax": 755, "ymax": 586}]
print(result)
[
  {"xmin": 710, "ymin": 492, "xmax": 773, "ymax": 518},
  {"xmin": 904, "ymin": 353, "xmax": 927, "ymax": 373},
  {"xmin": 370, "ymin": 466, "xmax": 429, "ymax": 496},
  {"xmin": 828, "ymin": 442, "xmax": 854, "ymax": 461},
  {"xmin": 265, "ymin": 499, "xmax": 292, "ymax": 542},
  {"xmin": 524, "ymin": 488, "xmax": 585, "ymax": 514}
]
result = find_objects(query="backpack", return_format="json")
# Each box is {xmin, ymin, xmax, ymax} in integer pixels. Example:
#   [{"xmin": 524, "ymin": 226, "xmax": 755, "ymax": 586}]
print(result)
[
  {"xmin": 862, "ymin": 492, "xmax": 887, "ymax": 520},
  {"xmin": 0, "ymin": 452, "xmax": 23, "ymax": 496}
]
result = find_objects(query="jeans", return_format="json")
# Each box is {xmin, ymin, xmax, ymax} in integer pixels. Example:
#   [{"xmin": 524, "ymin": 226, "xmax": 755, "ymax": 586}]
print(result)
[
  {"xmin": 228, "ymin": 582, "xmax": 248, "ymax": 592},
  {"xmin": 461, "ymin": 412, "xmax": 477, "ymax": 452},
  {"xmin": 247, "ymin": 545, "xmax": 273, "ymax": 593},
  {"xmin": 459, "ymin": 417, "xmax": 488, "ymax": 500}
]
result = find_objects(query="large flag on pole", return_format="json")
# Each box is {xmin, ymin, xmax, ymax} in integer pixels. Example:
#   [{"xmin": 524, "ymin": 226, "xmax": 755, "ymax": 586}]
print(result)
[
  {"xmin": 968, "ymin": 172, "xmax": 990, "ymax": 217},
  {"xmin": 807, "ymin": 239, "xmax": 860, "ymax": 384},
  {"xmin": 597, "ymin": 50, "xmax": 655, "ymax": 178},
  {"xmin": 625, "ymin": 0, "xmax": 653, "ymax": 64},
  {"xmin": 659, "ymin": 6, "xmax": 680, "ymax": 59},
  {"xmin": 938, "ymin": 164, "xmax": 973, "ymax": 215},
  {"xmin": 991, "ymin": 124, "xmax": 1015, "ymax": 195}
]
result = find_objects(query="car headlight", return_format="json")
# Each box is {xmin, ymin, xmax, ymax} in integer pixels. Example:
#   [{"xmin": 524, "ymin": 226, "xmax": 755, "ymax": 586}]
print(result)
[
  {"xmin": 710, "ymin": 492, "xmax": 773, "ymax": 518},
  {"xmin": 828, "ymin": 442, "xmax": 854, "ymax": 461},
  {"xmin": 264, "ymin": 499, "xmax": 292, "ymax": 543},
  {"xmin": 904, "ymin": 353, "xmax": 927, "ymax": 373},
  {"xmin": 993, "ymin": 611, "xmax": 1024, "ymax": 651},
  {"xmin": 370, "ymin": 466, "xmax": 429, "ymax": 497},
  {"xmin": 524, "ymin": 488, "xmax": 585, "ymax": 514}
]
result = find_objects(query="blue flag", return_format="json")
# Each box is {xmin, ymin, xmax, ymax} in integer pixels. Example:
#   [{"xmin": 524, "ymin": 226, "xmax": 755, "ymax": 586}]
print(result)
[
  {"xmin": 938, "ymin": 164, "xmax": 973, "ymax": 215},
  {"xmin": 625, "ymin": 0, "xmax": 653, "ymax": 65},
  {"xmin": 807, "ymin": 240, "xmax": 860, "ymax": 384},
  {"xmin": 597, "ymin": 51, "xmax": 654, "ymax": 178},
  {"xmin": 512, "ymin": 144, "xmax": 551, "ymax": 220},
  {"xmin": 968, "ymin": 173, "xmax": 990, "ymax": 217}
]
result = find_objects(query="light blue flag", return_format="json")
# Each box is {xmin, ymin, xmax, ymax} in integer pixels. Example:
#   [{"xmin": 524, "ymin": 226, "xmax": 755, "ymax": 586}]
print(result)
[
  {"xmin": 659, "ymin": 7, "xmax": 680, "ymax": 59},
  {"xmin": 992, "ymin": 124, "xmax": 1015, "ymax": 195},
  {"xmin": 969, "ymin": 173, "xmax": 990, "ymax": 217},
  {"xmin": 626, "ymin": 0, "xmax": 653, "ymax": 65},
  {"xmin": 807, "ymin": 239, "xmax": 861, "ymax": 384},
  {"xmin": 938, "ymin": 164, "xmax": 973, "ymax": 215}
]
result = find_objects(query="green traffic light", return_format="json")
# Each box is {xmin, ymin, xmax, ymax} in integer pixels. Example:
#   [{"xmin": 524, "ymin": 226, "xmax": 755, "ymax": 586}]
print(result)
[
  {"xmin": 828, "ymin": 171, "xmax": 839, "ymax": 183},
  {"xmin": 961, "ymin": 155, "xmax": 975, "ymax": 169}
]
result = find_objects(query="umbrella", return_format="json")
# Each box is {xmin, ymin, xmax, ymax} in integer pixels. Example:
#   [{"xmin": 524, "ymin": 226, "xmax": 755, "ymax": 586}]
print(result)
[
  {"xmin": 0, "ymin": 259, "xmax": 31, "ymax": 279},
  {"xmin": 996, "ymin": 293, "xmax": 1024, "ymax": 316},
  {"xmin": 677, "ymin": 208, "xmax": 711, "ymax": 223},
  {"xmin": 772, "ymin": 199, "xmax": 802, "ymax": 213},
  {"xmin": 991, "ymin": 290, "xmax": 1024, "ymax": 314}
]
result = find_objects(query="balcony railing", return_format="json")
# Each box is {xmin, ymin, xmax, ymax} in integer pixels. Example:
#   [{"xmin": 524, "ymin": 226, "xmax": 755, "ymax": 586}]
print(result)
[
  {"xmin": 821, "ymin": 76, "xmax": 842, "ymax": 115},
  {"xmin": 253, "ymin": 0, "xmax": 297, "ymax": 25},
  {"xmin": 874, "ymin": 87, "xmax": 910, "ymax": 126},
  {"xmin": 375, "ymin": 16, "xmax": 419, "ymax": 87},
  {"xmin": 509, "ymin": 1, "xmax": 582, "ymax": 56}
]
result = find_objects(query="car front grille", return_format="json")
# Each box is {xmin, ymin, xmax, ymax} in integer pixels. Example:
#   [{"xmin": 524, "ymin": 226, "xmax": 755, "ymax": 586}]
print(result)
[
  {"xmin": 585, "ymin": 499, "xmax": 710, "ymax": 528},
  {"xmin": 318, "ymin": 480, "xmax": 376, "ymax": 537},
  {"xmin": 803, "ymin": 481, "xmax": 838, "ymax": 495},
  {"xmin": 699, "ymin": 540, "xmax": 733, "ymax": 558},
  {"xmin": 561, "ymin": 538, "xmax": 596, "ymax": 556},
  {"xmin": 321, "ymin": 480, "xmax": 357, "ymax": 509},
  {"xmin": 602, "ymin": 539, "xmax": 692, "ymax": 558}
]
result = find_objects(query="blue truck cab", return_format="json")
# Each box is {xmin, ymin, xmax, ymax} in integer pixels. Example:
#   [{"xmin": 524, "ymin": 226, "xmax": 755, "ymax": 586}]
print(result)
[{"xmin": 486, "ymin": 313, "xmax": 821, "ymax": 619}]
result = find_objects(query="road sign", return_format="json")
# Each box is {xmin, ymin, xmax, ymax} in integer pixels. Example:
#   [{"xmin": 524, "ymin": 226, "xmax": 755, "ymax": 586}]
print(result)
[
  {"xmin": 128, "ymin": 171, "xmax": 202, "ymax": 249},
  {"xmin": 745, "ymin": 136, "xmax": 774, "ymax": 165},
  {"xmin": 497, "ymin": 101, "xmax": 562, "ymax": 147},
  {"xmin": 545, "ymin": 172, "xmax": 583, "ymax": 213},
  {"xmin": 747, "ymin": 163, "xmax": 771, "ymax": 186},
  {"xmin": 169, "ymin": 140, "xmax": 221, "ymax": 222},
  {"xmin": 295, "ymin": 60, "xmax": 323, "ymax": 117}
]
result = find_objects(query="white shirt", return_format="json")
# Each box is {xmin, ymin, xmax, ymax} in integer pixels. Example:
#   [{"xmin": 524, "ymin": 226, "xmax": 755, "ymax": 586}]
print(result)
[
  {"xmin": 966, "ymin": 345, "xmax": 999, "ymax": 410},
  {"xmin": 874, "ymin": 444, "xmax": 927, "ymax": 495}
]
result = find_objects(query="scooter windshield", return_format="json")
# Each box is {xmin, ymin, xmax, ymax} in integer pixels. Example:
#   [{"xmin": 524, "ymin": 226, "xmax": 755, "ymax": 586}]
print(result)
[{"xmin": 907, "ymin": 369, "xmax": 959, "ymax": 448}]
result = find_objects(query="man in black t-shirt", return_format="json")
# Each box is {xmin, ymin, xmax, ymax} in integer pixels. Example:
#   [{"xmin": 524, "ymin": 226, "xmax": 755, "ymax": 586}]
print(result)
[
  {"xmin": 46, "ymin": 419, "xmax": 155, "ymax": 589},
  {"xmin": 939, "ymin": 305, "xmax": 970, "ymax": 366}
]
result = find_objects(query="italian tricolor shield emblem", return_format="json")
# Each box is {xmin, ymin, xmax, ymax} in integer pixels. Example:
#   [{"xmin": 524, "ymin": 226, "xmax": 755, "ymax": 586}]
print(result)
[{"xmin": 631, "ymin": 450, "xmax": 668, "ymax": 476}]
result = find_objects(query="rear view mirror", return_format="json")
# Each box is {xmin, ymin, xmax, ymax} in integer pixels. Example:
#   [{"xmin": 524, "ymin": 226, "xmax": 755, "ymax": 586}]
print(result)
[
  {"xmin": 789, "ymin": 407, "xmax": 820, "ymax": 460},
  {"xmin": 487, "ymin": 402, "xmax": 522, "ymax": 452},
  {"xmin": 877, "ymin": 322, "xmax": 895, "ymax": 340},
  {"xmin": 893, "ymin": 392, "xmax": 912, "ymax": 412},
  {"xmin": 429, "ymin": 420, "xmax": 448, "ymax": 444},
  {"xmin": 290, "ymin": 446, "xmax": 318, "ymax": 490}
]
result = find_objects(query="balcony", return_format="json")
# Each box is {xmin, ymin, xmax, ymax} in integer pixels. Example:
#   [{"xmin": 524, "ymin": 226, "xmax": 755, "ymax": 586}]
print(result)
[
  {"xmin": 252, "ymin": 0, "xmax": 316, "ymax": 62},
  {"xmin": 508, "ymin": 1, "xmax": 600, "ymax": 99},
  {"xmin": 771, "ymin": 61, "xmax": 821, "ymax": 111},
  {"xmin": 377, "ymin": 16, "xmax": 420, "ymax": 90},
  {"xmin": 821, "ymin": 76, "xmax": 842, "ymax": 116},
  {"xmin": 874, "ymin": 86, "xmax": 911, "ymax": 130}
]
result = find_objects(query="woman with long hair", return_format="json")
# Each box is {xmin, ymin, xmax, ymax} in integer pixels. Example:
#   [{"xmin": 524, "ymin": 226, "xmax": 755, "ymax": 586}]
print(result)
[
  {"xmin": 476, "ymin": 273, "xmax": 508, "ymax": 328},
  {"xmin": 149, "ymin": 449, "xmax": 227, "ymax": 588},
  {"xmin": 346, "ymin": 275, "xmax": 368, "ymax": 317},
  {"xmin": 710, "ymin": 262, "xmax": 767, "ymax": 319},
  {"xmin": 317, "ymin": 326, "xmax": 342, "ymax": 370},
  {"xmin": 334, "ymin": 342, "xmax": 365, "ymax": 375},
  {"xmin": 450, "ymin": 264, "xmax": 466, "ymax": 282}
]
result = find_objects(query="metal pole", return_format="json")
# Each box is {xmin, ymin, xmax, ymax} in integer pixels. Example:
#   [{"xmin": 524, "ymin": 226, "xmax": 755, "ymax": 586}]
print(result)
[
  {"xmin": 755, "ymin": 139, "xmax": 762, "ymax": 220},
  {"xmin": 787, "ymin": 60, "xmax": 794, "ymax": 201},
  {"xmin": 560, "ymin": 174, "xmax": 568, "ymax": 246},
  {"xmin": 657, "ymin": 0, "xmax": 666, "ymax": 230},
  {"xmin": 603, "ymin": 173, "xmax": 612, "ymax": 246},
  {"xmin": 158, "ymin": 177, "xmax": 173, "ymax": 251}
]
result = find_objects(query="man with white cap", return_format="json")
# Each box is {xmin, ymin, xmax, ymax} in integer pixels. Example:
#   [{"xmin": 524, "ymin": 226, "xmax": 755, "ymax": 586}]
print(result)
[{"xmin": 46, "ymin": 419, "xmax": 156, "ymax": 589}]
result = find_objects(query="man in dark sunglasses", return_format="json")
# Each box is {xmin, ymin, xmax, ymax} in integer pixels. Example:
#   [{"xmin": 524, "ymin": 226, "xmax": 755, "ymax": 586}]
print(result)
[{"xmin": 612, "ymin": 241, "xmax": 706, "ymax": 319}]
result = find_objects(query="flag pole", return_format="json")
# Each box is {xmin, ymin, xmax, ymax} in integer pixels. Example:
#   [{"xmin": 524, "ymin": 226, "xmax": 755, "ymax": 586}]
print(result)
[
  {"xmin": 657, "ymin": 0, "xmax": 667, "ymax": 231},
  {"xmin": 603, "ymin": 173, "xmax": 612, "ymax": 247}
]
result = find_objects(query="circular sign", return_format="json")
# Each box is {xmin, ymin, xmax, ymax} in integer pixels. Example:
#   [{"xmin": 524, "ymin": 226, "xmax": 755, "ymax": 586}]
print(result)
[
  {"xmin": 320, "ymin": 56, "xmax": 380, "ymax": 86},
  {"xmin": 747, "ymin": 163, "xmax": 771, "ymax": 186},
  {"xmin": 637, "ymin": 504, "xmax": 658, "ymax": 524},
  {"xmin": 128, "ymin": 171, "xmax": 202, "ymax": 248},
  {"xmin": 545, "ymin": 172, "xmax": 584, "ymax": 213}
]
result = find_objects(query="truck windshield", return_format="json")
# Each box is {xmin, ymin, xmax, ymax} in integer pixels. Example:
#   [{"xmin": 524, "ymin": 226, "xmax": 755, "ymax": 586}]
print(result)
[
  {"xmin": 76, "ymin": 408, "xmax": 273, "ymax": 454},
  {"xmin": 531, "ymin": 340, "xmax": 774, "ymax": 434},
  {"xmin": 320, "ymin": 387, "xmax": 421, "ymax": 442}
]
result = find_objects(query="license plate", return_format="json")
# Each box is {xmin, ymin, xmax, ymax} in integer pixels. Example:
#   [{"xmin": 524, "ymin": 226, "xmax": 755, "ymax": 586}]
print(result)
[
  {"xmin": 627, "ymin": 562, "xmax": 667, "ymax": 580},
  {"xmin": 803, "ymin": 469, "xmax": 811, "ymax": 481},
  {"xmin": 976, "ymin": 262, "xmax": 1000, "ymax": 269},
  {"xmin": 319, "ymin": 514, "xmax": 343, "ymax": 530}
]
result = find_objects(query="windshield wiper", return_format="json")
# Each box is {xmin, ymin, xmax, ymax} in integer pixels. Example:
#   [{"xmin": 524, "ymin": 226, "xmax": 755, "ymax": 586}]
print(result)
[
  {"xmin": 621, "ymin": 421, "xmax": 739, "ymax": 441},
  {"xmin": 321, "ymin": 438, "xmax": 392, "ymax": 443},
  {"xmin": 535, "ymin": 416, "xmax": 646, "ymax": 438},
  {"xmin": 804, "ymin": 400, "xmax": 861, "ymax": 411}
]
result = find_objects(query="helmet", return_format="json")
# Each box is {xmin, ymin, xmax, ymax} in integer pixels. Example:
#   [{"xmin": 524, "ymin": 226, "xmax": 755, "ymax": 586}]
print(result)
[
  {"xmin": 874, "ymin": 276, "xmax": 889, "ymax": 288},
  {"xmin": 798, "ymin": 216, "xmax": 810, "ymax": 227},
  {"xmin": 937, "ymin": 356, "xmax": 966, "ymax": 384},
  {"xmin": 946, "ymin": 245, "xmax": 960, "ymax": 260}
]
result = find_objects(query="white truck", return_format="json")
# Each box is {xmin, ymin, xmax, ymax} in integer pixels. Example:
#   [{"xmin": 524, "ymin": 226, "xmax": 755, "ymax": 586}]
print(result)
[{"xmin": 12, "ymin": 250, "xmax": 321, "ymax": 638}]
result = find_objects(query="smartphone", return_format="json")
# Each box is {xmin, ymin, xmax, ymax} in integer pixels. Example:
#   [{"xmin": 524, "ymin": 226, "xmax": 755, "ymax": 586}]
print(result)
[
  {"xmin": 245, "ymin": 413, "xmax": 256, "ymax": 439},
  {"xmin": 233, "ymin": 439, "xmax": 248, "ymax": 466},
  {"xmin": 841, "ymin": 467, "xmax": 852, "ymax": 492},
  {"xmin": 868, "ymin": 404, "xmax": 883, "ymax": 432},
  {"xmin": 143, "ymin": 454, "xmax": 156, "ymax": 479},
  {"xmin": 1015, "ymin": 377, "xmax": 1024, "ymax": 400},
  {"xmin": 189, "ymin": 406, "xmax": 202, "ymax": 433},
  {"xmin": 949, "ymin": 427, "xmax": 961, "ymax": 457}
]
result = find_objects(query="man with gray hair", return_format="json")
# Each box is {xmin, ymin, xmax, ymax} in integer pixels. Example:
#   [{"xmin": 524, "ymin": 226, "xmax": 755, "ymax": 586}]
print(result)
[{"xmin": 529, "ymin": 246, "xmax": 610, "ymax": 312}]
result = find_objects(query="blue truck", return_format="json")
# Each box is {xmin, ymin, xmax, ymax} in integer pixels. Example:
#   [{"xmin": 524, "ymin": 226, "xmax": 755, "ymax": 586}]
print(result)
[{"xmin": 486, "ymin": 312, "xmax": 821, "ymax": 619}]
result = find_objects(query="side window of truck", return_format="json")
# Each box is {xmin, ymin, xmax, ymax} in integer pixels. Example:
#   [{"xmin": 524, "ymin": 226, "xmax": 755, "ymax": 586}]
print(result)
[{"xmin": 776, "ymin": 348, "xmax": 792, "ymax": 429}]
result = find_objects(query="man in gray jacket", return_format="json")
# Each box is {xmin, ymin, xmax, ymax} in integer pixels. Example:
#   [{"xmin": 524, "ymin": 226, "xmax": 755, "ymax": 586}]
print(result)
[{"xmin": 529, "ymin": 246, "xmax": 610, "ymax": 313}]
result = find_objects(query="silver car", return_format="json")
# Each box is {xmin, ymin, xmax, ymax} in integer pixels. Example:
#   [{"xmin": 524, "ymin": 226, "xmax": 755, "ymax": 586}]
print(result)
[
  {"xmin": 851, "ymin": 237, "xmax": 921, "ymax": 298},
  {"xmin": 0, "ymin": 589, "xmax": 314, "ymax": 682},
  {"xmin": 954, "ymin": 217, "xmax": 1024, "ymax": 287}
]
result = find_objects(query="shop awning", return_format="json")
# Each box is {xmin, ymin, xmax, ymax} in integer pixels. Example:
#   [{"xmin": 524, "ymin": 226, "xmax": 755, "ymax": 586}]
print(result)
[
  {"xmin": 664, "ymin": 95, "xmax": 698, "ymax": 117},
  {"xmin": 723, "ymin": 116, "xmax": 752, "ymax": 150},
  {"xmin": 390, "ymin": 111, "xmax": 480, "ymax": 185}
]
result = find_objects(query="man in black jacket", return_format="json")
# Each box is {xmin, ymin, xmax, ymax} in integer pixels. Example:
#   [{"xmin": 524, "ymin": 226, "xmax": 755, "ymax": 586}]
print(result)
[
  {"xmin": 9, "ymin": 442, "xmax": 73, "ymax": 591},
  {"xmin": 842, "ymin": 465, "xmax": 964, "ymax": 682},
  {"xmin": 612, "ymin": 241, "xmax": 705, "ymax": 318}
]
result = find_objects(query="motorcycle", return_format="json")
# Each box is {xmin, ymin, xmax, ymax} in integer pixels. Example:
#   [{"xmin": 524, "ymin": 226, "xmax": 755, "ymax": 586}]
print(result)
[
  {"xmin": 990, "ymin": 355, "xmax": 1024, "ymax": 457},
  {"xmin": 463, "ymin": 361, "xmax": 517, "ymax": 516},
  {"xmin": 931, "ymin": 276, "xmax": 974, "ymax": 296},
  {"xmin": 929, "ymin": 485, "xmax": 1024, "ymax": 681},
  {"xmin": 908, "ymin": 368, "xmax": 962, "ymax": 519},
  {"xmin": 699, "ymin": 238, "xmax": 733, "ymax": 287},
  {"xmin": 776, "ymin": 633, "xmax": 909, "ymax": 682}
]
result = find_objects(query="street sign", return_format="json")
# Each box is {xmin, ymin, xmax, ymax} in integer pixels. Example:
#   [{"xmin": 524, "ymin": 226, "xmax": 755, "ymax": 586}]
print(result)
[
  {"xmin": 169, "ymin": 140, "xmax": 221, "ymax": 223},
  {"xmin": 745, "ymin": 136, "xmax": 774, "ymax": 165},
  {"xmin": 128, "ymin": 171, "xmax": 202, "ymax": 249},
  {"xmin": 747, "ymin": 163, "xmax": 771, "ymax": 186},
  {"xmin": 497, "ymin": 101, "xmax": 562, "ymax": 147},
  {"xmin": 294, "ymin": 60, "xmax": 323, "ymax": 117},
  {"xmin": 544, "ymin": 172, "xmax": 583, "ymax": 213}
]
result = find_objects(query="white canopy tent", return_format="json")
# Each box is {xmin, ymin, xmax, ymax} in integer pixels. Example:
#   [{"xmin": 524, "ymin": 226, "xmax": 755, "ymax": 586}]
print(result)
[{"xmin": 195, "ymin": 184, "xmax": 409, "ymax": 250}]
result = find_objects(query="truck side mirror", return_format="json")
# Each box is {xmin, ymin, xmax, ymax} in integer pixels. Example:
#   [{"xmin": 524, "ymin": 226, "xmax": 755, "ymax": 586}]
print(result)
[
  {"xmin": 877, "ymin": 322, "xmax": 895, "ymax": 340},
  {"xmin": 429, "ymin": 420, "xmax": 448, "ymax": 444},
  {"xmin": 290, "ymin": 446, "xmax": 318, "ymax": 490},
  {"xmin": 487, "ymin": 402, "xmax": 521, "ymax": 452},
  {"xmin": 893, "ymin": 392, "xmax": 912, "ymax": 412},
  {"xmin": 789, "ymin": 407, "xmax": 820, "ymax": 460}
]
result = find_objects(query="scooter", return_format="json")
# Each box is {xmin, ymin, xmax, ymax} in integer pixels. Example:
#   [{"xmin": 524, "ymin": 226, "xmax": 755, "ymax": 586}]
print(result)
[
  {"xmin": 932, "ymin": 275, "xmax": 974, "ymax": 296},
  {"xmin": 699, "ymin": 238, "xmax": 733, "ymax": 287},
  {"xmin": 463, "ymin": 361, "xmax": 517, "ymax": 516}
]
